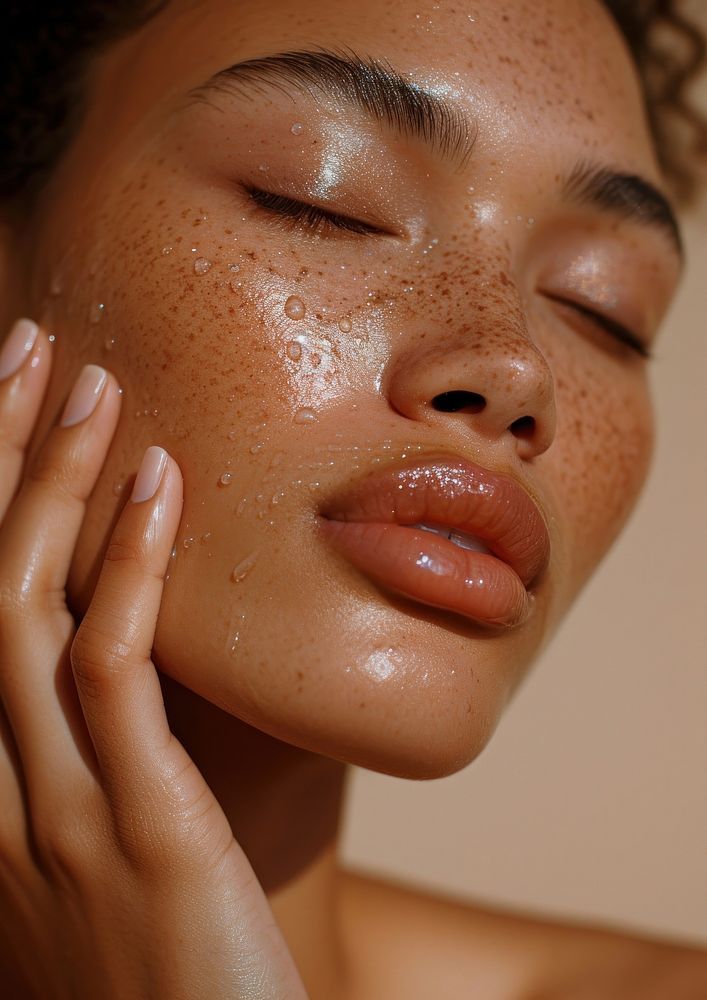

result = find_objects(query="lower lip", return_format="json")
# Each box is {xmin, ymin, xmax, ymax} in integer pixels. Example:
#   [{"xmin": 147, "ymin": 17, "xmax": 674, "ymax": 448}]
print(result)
[{"xmin": 319, "ymin": 520, "xmax": 530, "ymax": 628}]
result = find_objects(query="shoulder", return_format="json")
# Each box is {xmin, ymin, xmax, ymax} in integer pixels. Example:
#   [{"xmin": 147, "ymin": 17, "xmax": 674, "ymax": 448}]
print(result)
[{"xmin": 338, "ymin": 866, "xmax": 707, "ymax": 1000}]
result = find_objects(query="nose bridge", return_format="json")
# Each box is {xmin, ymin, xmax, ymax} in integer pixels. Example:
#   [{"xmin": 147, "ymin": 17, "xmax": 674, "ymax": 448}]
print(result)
[{"xmin": 385, "ymin": 274, "xmax": 557, "ymax": 459}]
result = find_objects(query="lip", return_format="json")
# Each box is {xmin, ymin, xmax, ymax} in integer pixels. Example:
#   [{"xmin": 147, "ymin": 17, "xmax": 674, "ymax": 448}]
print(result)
[{"xmin": 317, "ymin": 453, "xmax": 550, "ymax": 628}]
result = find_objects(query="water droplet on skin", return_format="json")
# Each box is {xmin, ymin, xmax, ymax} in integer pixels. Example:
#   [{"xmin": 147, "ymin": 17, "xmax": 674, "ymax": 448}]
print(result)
[
  {"xmin": 104, "ymin": 336, "xmax": 116, "ymax": 351},
  {"xmin": 338, "ymin": 317, "xmax": 352, "ymax": 333},
  {"xmin": 218, "ymin": 472, "xmax": 233, "ymax": 487},
  {"xmin": 201, "ymin": 531, "xmax": 212, "ymax": 544},
  {"xmin": 183, "ymin": 536, "xmax": 195, "ymax": 549},
  {"xmin": 258, "ymin": 163, "xmax": 269, "ymax": 173},
  {"xmin": 286, "ymin": 341, "xmax": 302, "ymax": 361},
  {"xmin": 231, "ymin": 551, "xmax": 258, "ymax": 582},
  {"xmin": 48, "ymin": 334, "xmax": 56, "ymax": 343},
  {"xmin": 193, "ymin": 257, "xmax": 212, "ymax": 275},
  {"xmin": 229, "ymin": 263, "xmax": 240, "ymax": 273},
  {"xmin": 90, "ymin": 302, "xmax": 105, "ymax": 323},
  {"xmin": 50, "ymin": 273, "xmax": 63, "ymax": 296},
  {"xmin": 284, "ymin": 295, "xmax": 306, "ymax": 320},
  {"xmin": 227, "ymin": 429, "xmax": 237, "ymax": 440},
  {"xmin": 112, "ymin": 480, "xmax": 125, "ymax": 496},
  {"xmin": 170, "ymin": 545, "xmax": 177, "ymax": 560},
  {"xmin": 250, "ymin": 443, "xmax": 264, "ymax": 454},
  {"xmin": 290, "ymin": 122, "xmax": 304, "ymax": 135},
  {"xmin": 161, "ymin": 245, "xmax": 174, "ymax": 256},
  {"xmin": 294, "ymin": 407, "xmax": 318, "ymax": 424},
  {"xmin": 236, "ymin": 497, "xmax": 248, "ymax": 516},
  {"xmin": 230, "ymin": 279, "xmax": 242, "ymax": 292}
]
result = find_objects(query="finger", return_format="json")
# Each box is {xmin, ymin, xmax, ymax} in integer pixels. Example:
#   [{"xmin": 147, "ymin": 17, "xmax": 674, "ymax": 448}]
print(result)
[
  {"xmin": 70, "ymin": 447, "xmax": 183, "ymax": 795},
  {"xmin": 0, "ymin": 363, "xmax": 121, "ymax": 796},
  {"xmin": 0, "ymin": 319, "xmax": 52, "ymax": 521},
  {"xmin": 0, "ymin": 362, "xmax": 121, "ymax": 606}
]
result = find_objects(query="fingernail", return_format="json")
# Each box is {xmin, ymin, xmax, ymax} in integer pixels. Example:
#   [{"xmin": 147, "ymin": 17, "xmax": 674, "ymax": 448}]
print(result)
[
  {"xmin": 131, "ymin": 446, "xmax": 168, "ymax": 503},
  {"xmin": 60, "ymin": 364, "xmax": 108, "ymax": 427},
  {"xmin": 0, "ymin": 318, "xmax": 39, "ymax": 380}
]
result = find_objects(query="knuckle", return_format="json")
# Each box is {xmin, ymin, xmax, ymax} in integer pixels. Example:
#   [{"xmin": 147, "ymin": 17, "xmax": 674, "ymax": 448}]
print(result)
[
  {"xmin": 25, "ymin": 452, "xmax": 83, "ymax": 507},
  {"xmin": 112, "ymin": 802, "xmax": 193, "ymax": 876},
  {"xmin": 110, "ymin": 780, "xmax": 227, "ymax": 878},
  {"xmin": 104, "ymin": 533, "xmax": 152, "ymax": 573},
  {"xmin": 70, "ymin": 628, "xmax": 131, "ymax": 695}
]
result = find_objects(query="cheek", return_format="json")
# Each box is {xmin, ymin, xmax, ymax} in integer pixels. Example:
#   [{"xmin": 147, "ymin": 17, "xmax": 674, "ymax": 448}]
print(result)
[{"xmin": 546, "ymin": 342, "xmax": 653, "ymax": 593}]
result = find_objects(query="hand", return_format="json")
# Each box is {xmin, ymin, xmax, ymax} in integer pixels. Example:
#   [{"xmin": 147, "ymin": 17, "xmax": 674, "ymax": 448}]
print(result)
[{"xmin": 0, "ymin": 319, "xmax": 309, "ymax": 999}]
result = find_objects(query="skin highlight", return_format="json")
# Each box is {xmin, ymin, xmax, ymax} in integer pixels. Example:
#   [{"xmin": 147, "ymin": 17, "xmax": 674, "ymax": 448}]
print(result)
[{"xmin": 0, "ymin": 0, "xmax": 686, "ymax": 995}]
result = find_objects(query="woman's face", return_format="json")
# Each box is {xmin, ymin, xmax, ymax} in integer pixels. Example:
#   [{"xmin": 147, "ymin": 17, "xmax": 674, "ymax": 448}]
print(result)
[{"xmin": 20, "ymin": 0, "xmax": 680, "ymax": 777}]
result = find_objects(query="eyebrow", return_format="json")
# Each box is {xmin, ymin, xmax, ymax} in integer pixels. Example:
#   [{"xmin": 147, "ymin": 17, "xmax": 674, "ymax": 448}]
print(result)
[
  {"xmin": 562, "ymin": 161, "xmax": 683, "ymax": 260},
  {"xmin": 190, "ymin": 49, "xmax": 683, "ymax": 260},
  {"xmin": 188, "ymin": 48, "xmax": 477, "ymax": 167}
]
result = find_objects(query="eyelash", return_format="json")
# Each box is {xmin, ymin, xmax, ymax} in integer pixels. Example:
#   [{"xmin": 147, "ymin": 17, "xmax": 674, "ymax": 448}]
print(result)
[
  {"xmin": 544, "ymin": 294, "xmax": 651, "ymax": 359},
  {"xmin": 246, "ymin": 186, "xmax": 381, "ymax": 236},
  {"xmin": 246, "ymin": 187, "xmax": 651, "ymax": 360}
]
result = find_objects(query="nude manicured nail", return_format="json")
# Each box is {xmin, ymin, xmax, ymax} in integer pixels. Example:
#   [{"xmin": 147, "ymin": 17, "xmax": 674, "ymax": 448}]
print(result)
[
  {"xmin": 131, "ymin": 446, "xmax": 168, "ymax": 503},
  {"xmin": 60, "ymin": 364, "xmax": 108, "ymax": 427},
  {"xmin": 0, "ymin": 318, "xmax": 39, "ymax": 380}
]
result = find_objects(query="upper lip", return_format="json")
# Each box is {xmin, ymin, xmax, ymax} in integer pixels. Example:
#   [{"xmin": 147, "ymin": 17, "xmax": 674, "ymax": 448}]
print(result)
[{"xmin": 319, "ymin": 452, "xmax": 550, "ymax": 587}]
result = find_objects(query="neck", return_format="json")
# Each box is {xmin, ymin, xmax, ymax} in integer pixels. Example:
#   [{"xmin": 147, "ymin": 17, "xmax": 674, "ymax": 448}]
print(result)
[{"xmin": 159, "ymin": 672, "xmax": 352, "ymax": 998}]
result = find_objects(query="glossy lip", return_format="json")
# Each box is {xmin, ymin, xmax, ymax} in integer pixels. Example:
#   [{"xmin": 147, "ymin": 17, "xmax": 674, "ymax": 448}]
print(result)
[{"xmin": 317, "ymin": 453, "xmax": 550, "ymax": 628}]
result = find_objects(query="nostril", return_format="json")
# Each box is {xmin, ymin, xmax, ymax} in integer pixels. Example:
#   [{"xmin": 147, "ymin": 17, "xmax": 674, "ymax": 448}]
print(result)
[
  {"xmin": 510, "ymin": 415, "xmax": 536, "ymax": 439},
  {"xmin": 432, "ymin": 390, "xmax": 486, "ymax": 414}
]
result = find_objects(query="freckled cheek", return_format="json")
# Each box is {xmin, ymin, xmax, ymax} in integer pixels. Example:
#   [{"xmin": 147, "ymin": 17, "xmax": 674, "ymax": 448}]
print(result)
[{"xmin": 551, "ymin": 363, "xmax": 653, "ymax": 585}]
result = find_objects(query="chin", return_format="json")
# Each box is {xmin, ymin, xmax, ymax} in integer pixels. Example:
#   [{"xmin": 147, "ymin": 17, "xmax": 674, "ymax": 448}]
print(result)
[{"xmin": 144, "ymin": 553, "xmax": 549, "ymax": 780}]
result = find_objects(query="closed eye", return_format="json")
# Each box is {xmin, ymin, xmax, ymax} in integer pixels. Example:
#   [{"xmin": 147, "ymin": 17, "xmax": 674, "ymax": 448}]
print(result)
[
  {"xmin": 542, "ymin": 292, "xmax": 651, "ymax": 359},
  {"xmin": 245, "ymin": 186, "xmax": 388, "ymax": 237}
]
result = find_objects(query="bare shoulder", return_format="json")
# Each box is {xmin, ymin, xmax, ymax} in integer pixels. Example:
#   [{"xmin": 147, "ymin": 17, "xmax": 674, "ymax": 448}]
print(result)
[{"xmin": 338, "ymin": 866, "xmax": 707, "ymax": 1000}]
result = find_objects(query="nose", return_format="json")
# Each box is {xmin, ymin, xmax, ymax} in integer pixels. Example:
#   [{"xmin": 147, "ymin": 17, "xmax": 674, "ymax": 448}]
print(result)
[{"xmin": 385, "ymin": 322, "xmax": 557, "ymax": 461}]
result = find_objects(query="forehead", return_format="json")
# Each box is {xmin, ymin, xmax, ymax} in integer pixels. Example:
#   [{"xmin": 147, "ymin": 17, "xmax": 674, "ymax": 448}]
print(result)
[{"xmin": 89, "ymin": 0, "xmax": 659, "ymax": 180}]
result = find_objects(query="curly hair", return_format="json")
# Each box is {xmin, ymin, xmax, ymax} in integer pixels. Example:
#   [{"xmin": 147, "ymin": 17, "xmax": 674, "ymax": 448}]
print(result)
[
  {"xmin": 0, "ymin": 0, "xmax": 706, "ymax": 207},
  {"xmin": 607, "ymin": 0, "xmax": 707, "ymax": 204}
]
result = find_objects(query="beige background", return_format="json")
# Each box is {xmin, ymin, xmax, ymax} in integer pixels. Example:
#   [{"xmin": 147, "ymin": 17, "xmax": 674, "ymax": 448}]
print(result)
[{"xmin": 341, "ymin": 116, "xmax": 707, "ymax": 945}]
